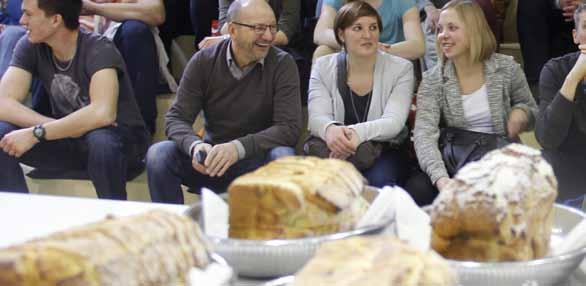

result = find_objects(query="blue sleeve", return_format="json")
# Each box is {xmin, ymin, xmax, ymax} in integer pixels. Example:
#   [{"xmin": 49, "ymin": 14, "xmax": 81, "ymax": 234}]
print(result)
[
  {"xmin": 323, "ymin": 0, "xmax": 343, "ymax": 11},
  {"xmin": 399, "ymin": 0, "xmax": 417, "ymax": 15}
]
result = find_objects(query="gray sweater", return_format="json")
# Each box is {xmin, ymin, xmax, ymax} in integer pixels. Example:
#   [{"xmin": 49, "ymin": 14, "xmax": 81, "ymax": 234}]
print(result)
[
  {"xmin": 165, "ymin": 40, "xmax": 302, "ymax": 159},
  {"xmin": 308, "ymin": 51, "xmax": 414, "ymax": 144},
  {"xmin": 414, "ymin": 53, "xmax": 538, "ymax": 183}
]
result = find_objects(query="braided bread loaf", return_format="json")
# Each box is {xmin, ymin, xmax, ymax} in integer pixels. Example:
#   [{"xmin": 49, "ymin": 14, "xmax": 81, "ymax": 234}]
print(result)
[
  {"xmin": 431, "ymin": 144, "xmax": 558, "ymax": 262},
  {"xmin": 0, "ymin": 210, "xmax": 210, "ymax": 286},
  {"xmin": 228, "ymin": 156, "xmax": 369, "ymax": 239}
]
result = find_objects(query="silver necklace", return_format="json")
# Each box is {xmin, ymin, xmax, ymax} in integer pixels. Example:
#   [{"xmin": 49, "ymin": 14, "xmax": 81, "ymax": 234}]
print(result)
[
  {"xmin": 348, "ymin": 87, "xmax": 372, "ymax": 123},
  {"xmin": 52, "ymin": 53, "xmax": 74, "ymax": 72}
]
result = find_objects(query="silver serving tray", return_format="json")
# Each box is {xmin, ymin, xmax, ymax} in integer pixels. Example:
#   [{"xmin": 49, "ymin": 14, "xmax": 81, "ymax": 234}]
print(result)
[
  {"xmin": 262, "ymin": 204, "xmax": 586, "ymax": 286},
  {"xmin": 185, "ymin": 188, "xmax": 393, "ymax": 278}
]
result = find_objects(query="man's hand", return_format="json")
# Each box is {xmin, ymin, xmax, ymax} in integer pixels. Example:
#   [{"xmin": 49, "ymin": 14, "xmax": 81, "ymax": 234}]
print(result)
[
  {"xmin": 435, "ymin": 177, "xmax": 454, "ymax": 191},
  {"xmin": 325, "ymin": 125, "xmax": 356, "ymax": 158},
  {"xmin": 198, "ymin": 36, "xmax": 226, "ymax": 50},
  {"xmin": 561, "ymin": 0, "xmax": 581, "ymax": 21},
  {"xmin": 0, "ymin": 127, "xmax": 38, "ymax": 158},
  {"xmin": 378, "ymin": 42, "xmax": 392, "ymax": 54},
  {"xmin": 424, "ymin": 5, "xmax": 440, "ymax": 32},
  {"xmin": 191, "ymin": 142, "xmax": 212, "ymax": 175},
  {"xmin": 204, "ymin": 142, "xmax": 239, "ymax": 177},
  {"xmin": 507, "ymin": 108, "xmax": 529, "ymax": 139},
  {"xmin": 0, "ymin": 24, "xmax": 6, "ymax": 34}
]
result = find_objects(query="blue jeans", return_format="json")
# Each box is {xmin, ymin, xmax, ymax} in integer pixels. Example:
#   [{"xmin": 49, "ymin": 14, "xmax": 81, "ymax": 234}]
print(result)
[
  {"xmin": 0, "ymin": 25, "xmax": 25, "ymax": 78},
  {"xmin": 146, "ymin": 140, "xmax": 295, "ymax": 204},
  {"xmin": 113, "ymin": 20, "xmax": 158, "ymax": 135},
  {"xmin": 362, "ymin": 148, "xmax": 409, "ymax": 188},
  {"xmin": 0, "ymin": 121, "xmax": 146, "ymax": 200}
]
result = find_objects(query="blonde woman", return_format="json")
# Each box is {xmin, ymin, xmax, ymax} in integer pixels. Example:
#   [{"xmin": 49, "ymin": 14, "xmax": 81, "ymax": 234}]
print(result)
[{"xmin": 412, "ymin": 0, "xmax": 538, "ymax": 194}]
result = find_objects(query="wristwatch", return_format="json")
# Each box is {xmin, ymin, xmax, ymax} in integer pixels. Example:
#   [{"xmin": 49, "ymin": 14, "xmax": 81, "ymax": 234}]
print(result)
[{"xmin": 32, "ymin": 125, "xmax": 46, "ymax": 142}]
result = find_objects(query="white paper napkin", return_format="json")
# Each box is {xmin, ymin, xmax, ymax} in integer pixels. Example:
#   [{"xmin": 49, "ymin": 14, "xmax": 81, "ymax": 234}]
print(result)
[
  {"xmin": 201, "ymin": 188, "xmax": 229, "ymax": 238},
  {"xmin": 357, "ymin": 186, "xmax": 431, "ymax": 251},
  {"xmin": 188, "ymin": 262, "xmax": 233, "ymax": 286}
]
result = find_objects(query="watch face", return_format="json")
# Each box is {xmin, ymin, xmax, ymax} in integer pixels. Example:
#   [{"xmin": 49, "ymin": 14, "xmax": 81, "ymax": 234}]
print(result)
[{"xmin": 33, "ymin": 126, "xmax": 45, "ymax": 140}]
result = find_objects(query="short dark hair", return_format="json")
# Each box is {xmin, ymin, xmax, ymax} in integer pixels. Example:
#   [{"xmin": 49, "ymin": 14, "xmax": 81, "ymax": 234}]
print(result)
[
  {"xmin": 333, "ymin": 1, "xmax": 383, "ymax": 47},
  {"xmin": 37, "ymin": 0, "xmax": 82, "ymax": 30},
  {"xmin": 574, "ymin": 4, "xmax": 586, "ymax": 29}
]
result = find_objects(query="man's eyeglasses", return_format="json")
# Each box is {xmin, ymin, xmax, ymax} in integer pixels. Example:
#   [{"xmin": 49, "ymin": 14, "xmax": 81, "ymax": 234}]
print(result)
[{"xmin": 232, "ymin": 22, "xmax": 278, "ymax": 35}]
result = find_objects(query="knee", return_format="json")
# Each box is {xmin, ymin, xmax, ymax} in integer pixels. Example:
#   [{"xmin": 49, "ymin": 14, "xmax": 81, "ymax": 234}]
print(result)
[
  {"xmin": 268, "ymin": 146, "xmax": 295, "ymax": 161},
  {"xmin": 85, "ymin": 128, "xmax": 124, "ymax": 156},
  {"xmin": 118, "ymin": 20, "xmax": 154, "ymax": 43},
  {"xmin": 0, "ymin": 121, "xmax": 19, "ymax": 138},
  {"xmin": 0, "ymin": 26, "xmax": 26, "ymax": 43},
  {"xmin": 146, "ymin": 141, "xmax": 179, "ymax": 172}
]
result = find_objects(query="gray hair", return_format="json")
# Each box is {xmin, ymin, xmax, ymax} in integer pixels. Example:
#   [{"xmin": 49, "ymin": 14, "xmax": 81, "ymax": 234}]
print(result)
[{"xmin": 574, "ymin": 4, "xmax": 586, "ymax": 29}]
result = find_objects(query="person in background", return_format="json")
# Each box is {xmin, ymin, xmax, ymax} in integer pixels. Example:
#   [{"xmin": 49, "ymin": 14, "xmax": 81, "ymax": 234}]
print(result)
[
  {"xmin": 0, "ymin": 0, "xmax": 149, "ymax": 199},
  {"xmin": 307, "ymin": 1, "xmax": 414, "ymax": 188},
  {"xmin": 517, "ymin": 0, "xmax": 580, "ymax": 102},
  {"xmin": 146, "ymin": 0, "xmax": 302, "ymax": 204},
  {"xmin": 535, "ymin": 3, "xmax": 586, "ymax": 208},
  {"xmin": 80, "ymin": 0, "xmax": 171, "ymax": 135},
  {"xmin": 313, "ymin": 0, "xmax": 424, "ymax": 61},
  {"xmin": 411, "ymin": 0, "xmax": 537, "ymax": 203},
  {"xmin": 0, "ymin": 0, "xmax": 24, "ymax": 78}
]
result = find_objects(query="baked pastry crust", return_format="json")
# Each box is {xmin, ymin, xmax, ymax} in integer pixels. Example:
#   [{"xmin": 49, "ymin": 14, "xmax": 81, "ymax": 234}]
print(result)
[
  {"xmin": 431, "ymin": 144, "xmax": 558, "ymax": 262},
  {"xmin": 228, "ymin": 156, "xmax": 369, "ymax": 239},
  {"xmin": 293, "ymin": 236, "xmax": 457, "ymax": 286},
  {"xmin": 0, "ymin": 210, "xmax": 210, "ymax": 286}
]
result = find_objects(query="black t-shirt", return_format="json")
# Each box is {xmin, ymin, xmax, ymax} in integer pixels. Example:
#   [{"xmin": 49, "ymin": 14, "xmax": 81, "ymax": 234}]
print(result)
[
  {"xmin": 11, "ymin": 30, "xmax": 147, "ymax": 141},
  {"xmin": 343, "ymin": 86, "xmax": 372, "ymax": 126}
]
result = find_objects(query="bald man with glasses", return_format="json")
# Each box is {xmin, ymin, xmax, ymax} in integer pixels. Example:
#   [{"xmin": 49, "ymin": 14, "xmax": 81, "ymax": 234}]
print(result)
[{"xmin": 146, "ymin": 0, "xmax": 302, "ymax": 204}]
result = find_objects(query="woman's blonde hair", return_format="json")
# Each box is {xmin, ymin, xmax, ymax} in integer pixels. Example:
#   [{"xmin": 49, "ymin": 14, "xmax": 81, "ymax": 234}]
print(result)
[{"xmin": 437, "ymin": 0, "xmax": 496, "ymax": 64}]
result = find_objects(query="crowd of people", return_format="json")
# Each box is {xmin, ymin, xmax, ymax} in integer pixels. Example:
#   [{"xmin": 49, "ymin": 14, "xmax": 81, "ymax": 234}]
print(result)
[{"xmin": 0, "ymin": 0, "xmax": 584, "ymax": 208}]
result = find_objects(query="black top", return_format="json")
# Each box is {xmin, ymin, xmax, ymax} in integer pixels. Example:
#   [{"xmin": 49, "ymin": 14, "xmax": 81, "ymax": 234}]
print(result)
[
  {"xmin": 536, "ymin": 51, "xmax": 586, "ymax": 202},
  {"xmin": 342, "ymin": 86, "xmax": 372, "ymax": 125}
]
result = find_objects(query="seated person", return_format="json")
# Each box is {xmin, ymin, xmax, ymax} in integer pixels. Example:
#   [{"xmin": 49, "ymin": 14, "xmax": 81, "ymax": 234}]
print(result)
[
  {"xmin": 412, "ymin": 0, "xmax": 537, "ymax": 196},
  {"xmin": 198, "ymin": 0, "xmax": 300, "ymax": 49},
  {"xmin": 0, "ymin": 0, "xmax": 149, "ymax": 200},
  {"xmin": 535, "ymin": 3, "xmax": 586, "ymax": 208},
  {"xmin": 81, "ymin": 0, "xmax": 172, "ymax": 135},
  {"xmin": 306, "ymin": 1, "xmax": 414, "ymax": 188},
  {"xmin": 313, "ymin": 0, "xmax": 424, "ymax": 61},
  {"xmin": 146, "ymin": 0, "xmax": 302, "ymax": 204}
]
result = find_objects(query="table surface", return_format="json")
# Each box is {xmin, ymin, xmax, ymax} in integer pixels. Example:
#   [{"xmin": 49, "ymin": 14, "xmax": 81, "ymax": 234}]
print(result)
[{"xmin": 0, "ymin": 192, "xmax": 583, "ymax": 286}]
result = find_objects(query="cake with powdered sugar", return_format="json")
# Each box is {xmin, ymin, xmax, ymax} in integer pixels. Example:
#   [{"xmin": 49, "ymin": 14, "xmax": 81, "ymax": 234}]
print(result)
[{"xmin": 430, "ymin": 144, "xmax": 558, "ymax": 262}]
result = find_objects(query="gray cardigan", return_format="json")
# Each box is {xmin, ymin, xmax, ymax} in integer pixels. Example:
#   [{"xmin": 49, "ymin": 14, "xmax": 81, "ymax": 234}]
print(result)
[
  {"xmin": 308, "ymin": 51, "xmax": 415, "ymax": 144},
  {"xmin": 413, "ymin": 53, "xmax": 538, "ymax": 183}
]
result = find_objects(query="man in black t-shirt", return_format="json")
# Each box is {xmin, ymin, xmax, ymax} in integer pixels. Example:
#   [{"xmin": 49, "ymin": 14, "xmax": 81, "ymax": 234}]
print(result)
[{"xmin": 0, "ymin": 0, "xmax": 148, "ymax": 200}]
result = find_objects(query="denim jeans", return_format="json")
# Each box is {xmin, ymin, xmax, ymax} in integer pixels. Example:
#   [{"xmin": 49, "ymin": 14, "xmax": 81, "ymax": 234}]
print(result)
[
  {"xmin": 0, "ymin": 25, "xmax": 25, "ymax": 78},
  {"xmin": 0, "ymin": 121, "xmax": 146, "ymax": 200},
  {"xmin": 146, "ymin": 140, "xmax": 295, "ymax": 204},
  {"xmin": 362, "ymin": 148, "xmax": 409, "ymax": 188},
  {"xmin": 113, "ymin": 20, "xmax": 158, "ymax": 135}
]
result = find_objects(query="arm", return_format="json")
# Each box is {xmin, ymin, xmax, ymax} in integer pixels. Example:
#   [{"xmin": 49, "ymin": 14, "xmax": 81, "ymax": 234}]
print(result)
[
  {"xmin": 535, "ymin": 57, "xmax": 580, "ymax": 149},
  {"xmin": 348, "ymin": 60, "xmax": 414, "ymax": 143},
  {"xmin": 380, "ymin": 7, "xmax": 425, "ymax": 60},
  {"xmin": 165, "ymin": 54, "xmax": 204, "ymax": 156},
  {"xmin": 413, "ymin": 75, "xmax": 449, "ymax": 184},
  {"xmin": 43, "ymin": 68, "xmax": 118, "ymax": 140},
  {"xmin": 236, "ymin": 55, "xmax": 302, "ymax": 159},
  {"xmin": 508, "ymin": 60, "xmax": 538, "ymax": 131},
  {"xmin": 0, "ymin": 67, "xmax": 54, "ymax": 127},
  {"xmin": 307, "ymin": 59, "xmax": 341, "ymax": 140},
  {"xmin": 83, "ymin": 0, "xmax": 165, "ymax": 27},
  {"xmin": 313, "ymin": 4, "xmax": 340, "ymax": 49},
  {"xmin": 273, "ymin": 0, "xmax": 301, "ymax": 46}
]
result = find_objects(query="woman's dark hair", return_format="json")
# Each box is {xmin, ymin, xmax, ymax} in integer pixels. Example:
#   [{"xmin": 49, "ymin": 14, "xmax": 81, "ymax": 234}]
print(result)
[{"xmin": 333, "ymin": 1, "xmax": 383, "ymax": 47}]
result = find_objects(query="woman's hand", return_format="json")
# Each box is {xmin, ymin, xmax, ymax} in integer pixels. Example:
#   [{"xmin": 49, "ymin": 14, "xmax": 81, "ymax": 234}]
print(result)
[
  {"xmin": 507, "ymin": 108, "xmax": 529, "ymax": 139},
  {"xmin": 325, "ymin": 125, "xmax": 356, "ymax": 158},
  {"xmin": 435, "ymin": 177, "xmax": 454, "ymax": 191}
]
